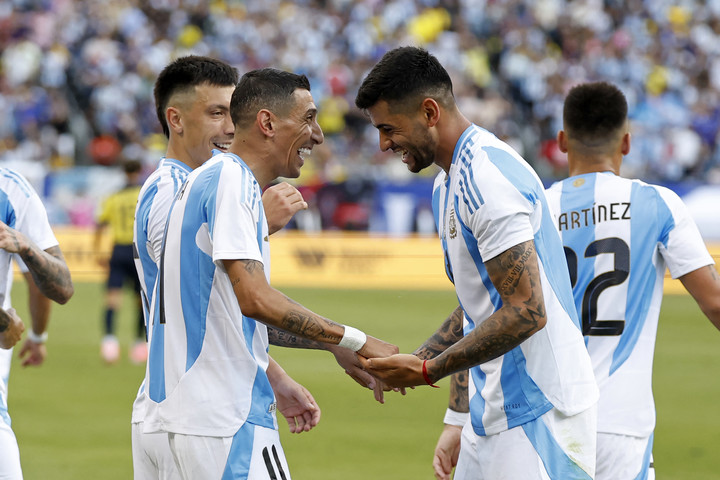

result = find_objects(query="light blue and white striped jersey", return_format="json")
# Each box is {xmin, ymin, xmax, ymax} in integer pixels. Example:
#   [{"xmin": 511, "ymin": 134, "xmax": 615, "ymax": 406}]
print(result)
[
  {"xmin": 131, "ymin": 157, "xmax": 192, "ymax": 425},
  {"xmin": 433, "ymin": 125, "xmax": 598, "ymax": 436},
  {"xmin": 144, "ymin": 153, "xmax": 276, "ymax": 437},
  {"xmin": 545, "ymin": 172, "xmax": 713, "ymax": 437},
  {"xmin": 0, "ymin": 168, "xmax": 58, "ymax": 428}
]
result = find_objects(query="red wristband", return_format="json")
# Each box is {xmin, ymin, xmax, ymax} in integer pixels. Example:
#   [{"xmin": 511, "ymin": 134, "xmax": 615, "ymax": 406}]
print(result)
[{"xmin": 422, "ymin": 360, "xmax": 440, "ymax": 388}]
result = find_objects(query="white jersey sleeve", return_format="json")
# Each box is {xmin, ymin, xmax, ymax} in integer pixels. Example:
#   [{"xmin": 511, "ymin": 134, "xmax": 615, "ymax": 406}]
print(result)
[
  {"xmin": 655, "ymin": 186, "xmax": 714, "ymax": 278},
  {"xmin": 211, "ymin": 161, "xmax": 263, "ymax": 264}
]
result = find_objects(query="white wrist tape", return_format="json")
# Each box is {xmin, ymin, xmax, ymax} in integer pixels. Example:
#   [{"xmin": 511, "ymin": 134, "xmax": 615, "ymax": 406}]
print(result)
[
  {"xmin": 28, "ymin": 330, "xmax": 48, "ymax": 344},
  {"xmin": 443, "ymin": 408, "xmax": 469, "ymax": 427},
  {"xmin": 337, "ymin": 325, "xmax": 367, "ymax": 352}
]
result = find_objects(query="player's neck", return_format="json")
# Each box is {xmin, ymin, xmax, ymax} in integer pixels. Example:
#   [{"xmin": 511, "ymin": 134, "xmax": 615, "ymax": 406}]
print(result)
[
  {"xmin": 568, "ymin": 155, "xmax": 621, "ymax": 177},
  {"xmin": 436, "ymin": 111, "xmax": 472, "ymax": 173},
  {"xmin": 165, "ymin": 142, "xmax": 203, "ymax": 170}
]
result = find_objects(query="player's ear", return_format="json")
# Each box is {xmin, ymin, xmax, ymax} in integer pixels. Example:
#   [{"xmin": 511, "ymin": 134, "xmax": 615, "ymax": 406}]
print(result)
[
  {"xmin": 422, "ymin": 98, "xmax": 441, "ymax": 128},
  {"xmin": 167, "ymin": 107, "xmax": 183, "ymax": 135},
  {"xmin": 557, "ymin": 130, "xmax": 568, "ymax": 153},
  {"xmin": 621, "ymin": 132, "xmax": 631, "ymax": 155},
  {"xmin": 257, "ymin": 109, "xmax": 275, "ymax": 137}
]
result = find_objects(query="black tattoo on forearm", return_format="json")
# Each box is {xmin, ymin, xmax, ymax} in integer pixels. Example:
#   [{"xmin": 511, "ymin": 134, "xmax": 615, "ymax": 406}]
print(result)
[
  {"xmin": 429, "ymin": 240, "xmax": 546, "ymax": 379},
  {"xmin": 267, "ymin": 326, "xmax": 327, "ymax": 349},
  {"xmin": 282, "ymin": 311, "xmax": 342, "ymax": 343},
  {"xmin": 449, "ymin": 370, "xmax": 469, "ymax": 412},
  {"xmin": 22, "ymin": 246, "xmax": 73, "ymax": 304},
  {"xmin": 414, "ymin": 305, "xmax": 464, "ymax": 360}
]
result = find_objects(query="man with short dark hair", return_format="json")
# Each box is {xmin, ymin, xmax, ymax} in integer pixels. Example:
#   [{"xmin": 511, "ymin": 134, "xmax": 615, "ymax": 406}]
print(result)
[
  {"xmin": 356, "ymin": 46, "xmax": 598, "ymax": 479},
  {"xmin": 545, "ymin": 81, "xmax": 720, "ymax": 479},
  {"xmin": 143, "ymin": 67, "xmax": 397, "ymax": 479}
]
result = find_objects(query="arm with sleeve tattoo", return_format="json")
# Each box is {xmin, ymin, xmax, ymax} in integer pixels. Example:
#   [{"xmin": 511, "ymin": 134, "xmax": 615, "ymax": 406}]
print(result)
[
  {"xmin": 413, "ymin": 305, "xmax": 464, "ymax": 360},
  {"xmin": 223, "ymin": 258, "xmax": 398, "ymax": 361},
  {"xmin": 426, "ymin": 239, "xmax": 546, "ymax": 381},
  {"xmin": 0, "ymin": 221, "xmax": 73, "ymax": 304},
  {"xmin": 267, "ymin": 326, "xmax": 379, "ymax": 390},
  {"xmin": 19, "ymin": 245, "xmax": 73, "ymax": 305},
  {"xmin": 361, "ymin": 239, "xmax": 546, "ymax": 387}
]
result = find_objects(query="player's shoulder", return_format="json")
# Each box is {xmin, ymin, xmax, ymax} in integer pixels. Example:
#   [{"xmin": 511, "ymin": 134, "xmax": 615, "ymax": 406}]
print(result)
[
  {"xmin": 624, "ymin": 177, "xmax": 682, "ymax": 205},
  {"xmin": 0, "ymin": 167, "xmax": 36, "ymax": 199}
]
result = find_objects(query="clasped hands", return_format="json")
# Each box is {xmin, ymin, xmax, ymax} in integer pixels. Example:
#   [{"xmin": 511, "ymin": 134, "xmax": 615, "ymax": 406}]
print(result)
[{"xmin": 333, "ymin": 335, "xmax": 437, "ymax": 403}]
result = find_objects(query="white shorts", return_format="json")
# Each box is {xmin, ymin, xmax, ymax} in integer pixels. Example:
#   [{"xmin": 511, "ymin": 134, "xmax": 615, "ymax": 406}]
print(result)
[
  {"xmin": 0, "ymin": 418, "xmax": 22, "ymax": 480},
  {"xmin": 168, "ymin": 423, "xmax": 290, "ymax": 480},
  {"xmin": 596, "ymin": 432, "xmax": 654, "ymax": 480},
  {"xmin": 454, "ymin": 405, "xmax": 597, "ymax": 480},
  {"xmin": 131, "ymin": 422, "xmax": 178, "ymax": 480}
]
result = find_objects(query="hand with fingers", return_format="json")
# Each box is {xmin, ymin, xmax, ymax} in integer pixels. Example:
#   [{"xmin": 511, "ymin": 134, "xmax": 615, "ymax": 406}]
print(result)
[{"xmin": 263, "ymin": 182, "xmax": 308, "ymax": 235}]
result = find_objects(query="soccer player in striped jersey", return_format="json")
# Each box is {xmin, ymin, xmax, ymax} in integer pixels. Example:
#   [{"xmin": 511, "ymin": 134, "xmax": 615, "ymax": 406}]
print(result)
[
  {"xmin": 133, "ymin": 64, "xmax": 394, "ymax": 478},
  {"xmin": 544, "ymin": 81, "xmax": 720, "ymax": 479},
  {"xmin": 356, "ymin": 46, "xmax": 598, "ymax": 479},
  {"xmin": 0, "ymin": 168, "xmax": 74, "ymax": 479},
  {"xmin": 132, "ymin": 56, "xmax": 321, "ymax": 479}
]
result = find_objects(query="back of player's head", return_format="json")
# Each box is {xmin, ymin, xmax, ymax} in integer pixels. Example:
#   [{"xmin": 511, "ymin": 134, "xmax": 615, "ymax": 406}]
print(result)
[
  {"xmin": 230, "ymin": 68, "xmax": 311, "ymax": 129},
  {"xmin": 355, "ymin": 46, "xmax": 455, "ymax": 113},
  {"xmin": 154, "ymin": 56, "xmax": 239, "ymax": 138},
  {"xmin": 563, "ymin": 82, "xmax": 628, "ymax": 147},
  {"xmin": 122, "ymin": 159, "xmax": 142, "ymax": 175}
]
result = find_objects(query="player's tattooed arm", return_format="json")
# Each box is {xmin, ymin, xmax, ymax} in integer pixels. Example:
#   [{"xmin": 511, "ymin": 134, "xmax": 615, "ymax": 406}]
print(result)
[
  {"xmin": 425, "ymin": 240, "xmax": 547, "ymax": 382},
  {"xmin": 232, "ymin": 259, "xmax": 344, "ymax": 344},
  {"xmin": 448, "ymin": 370, "xmax": 469, "ymax": 413},
  {"xmin": 413, "ymin": 305, "xmax": 464, "ymax": 360},
  {"xmin": 229, "ymin": 259, "xmax": 397, "ymax": 364},
  {"xmin": 21, "ymin": 245, "xmax": 74, "ymax": 305},
  {"xmin": 0, "ymin": 221, "xmax": 73, "ymax": 305},
  {"xmin": 267, "ymin": 326, "xmax": 332, "ymax": 350}
]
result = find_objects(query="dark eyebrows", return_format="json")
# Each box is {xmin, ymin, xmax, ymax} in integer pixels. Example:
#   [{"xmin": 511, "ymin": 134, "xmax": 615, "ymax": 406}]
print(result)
[{"xmin": 207, "ymin": 103, "xmax": 230, "ymax": 112}]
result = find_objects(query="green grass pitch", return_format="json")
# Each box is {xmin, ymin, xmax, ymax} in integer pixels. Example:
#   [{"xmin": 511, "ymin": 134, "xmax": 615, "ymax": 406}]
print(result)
[{"xmin": 7, "ymin": 283, "xmax": 720, "ymax": 479}]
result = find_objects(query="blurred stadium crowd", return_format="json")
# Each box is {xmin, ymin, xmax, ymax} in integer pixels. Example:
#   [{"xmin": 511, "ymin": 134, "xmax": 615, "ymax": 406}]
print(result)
[{"xmin": 1, "ymin": 0, "xmax": 720, "ymax": 230}]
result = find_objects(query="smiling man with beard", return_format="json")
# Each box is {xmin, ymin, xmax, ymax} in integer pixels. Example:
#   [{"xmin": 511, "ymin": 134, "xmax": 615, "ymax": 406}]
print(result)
[{"xmin": 356, "ymin": 46, "xmax": 599, "ymax": 479}]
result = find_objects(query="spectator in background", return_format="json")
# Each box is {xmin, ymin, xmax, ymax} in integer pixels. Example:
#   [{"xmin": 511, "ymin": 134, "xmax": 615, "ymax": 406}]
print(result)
[
  {"xmin": 94, "ymin": 159, "xmax": 144, "ymax": 364},
  {"xmin": 3, "ymin": 1, "xmax": 720, "ymax": 226}
]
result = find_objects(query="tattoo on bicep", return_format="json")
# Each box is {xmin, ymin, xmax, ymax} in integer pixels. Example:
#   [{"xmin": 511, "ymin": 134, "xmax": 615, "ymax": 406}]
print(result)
[
  {"xmin": 240, "ymin": 259, "xmax": 264, "ymax": 275},
  {"xmin": 709, "ymin": 265, "xmax": 720, "ymax": 282},
  {"xmin": 496, "ymin": 242, "xmax": 533, "ymax": 296},
  {"xmin": 489, "ymin": 241, "xmax": 546, "ymax": 335}
]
